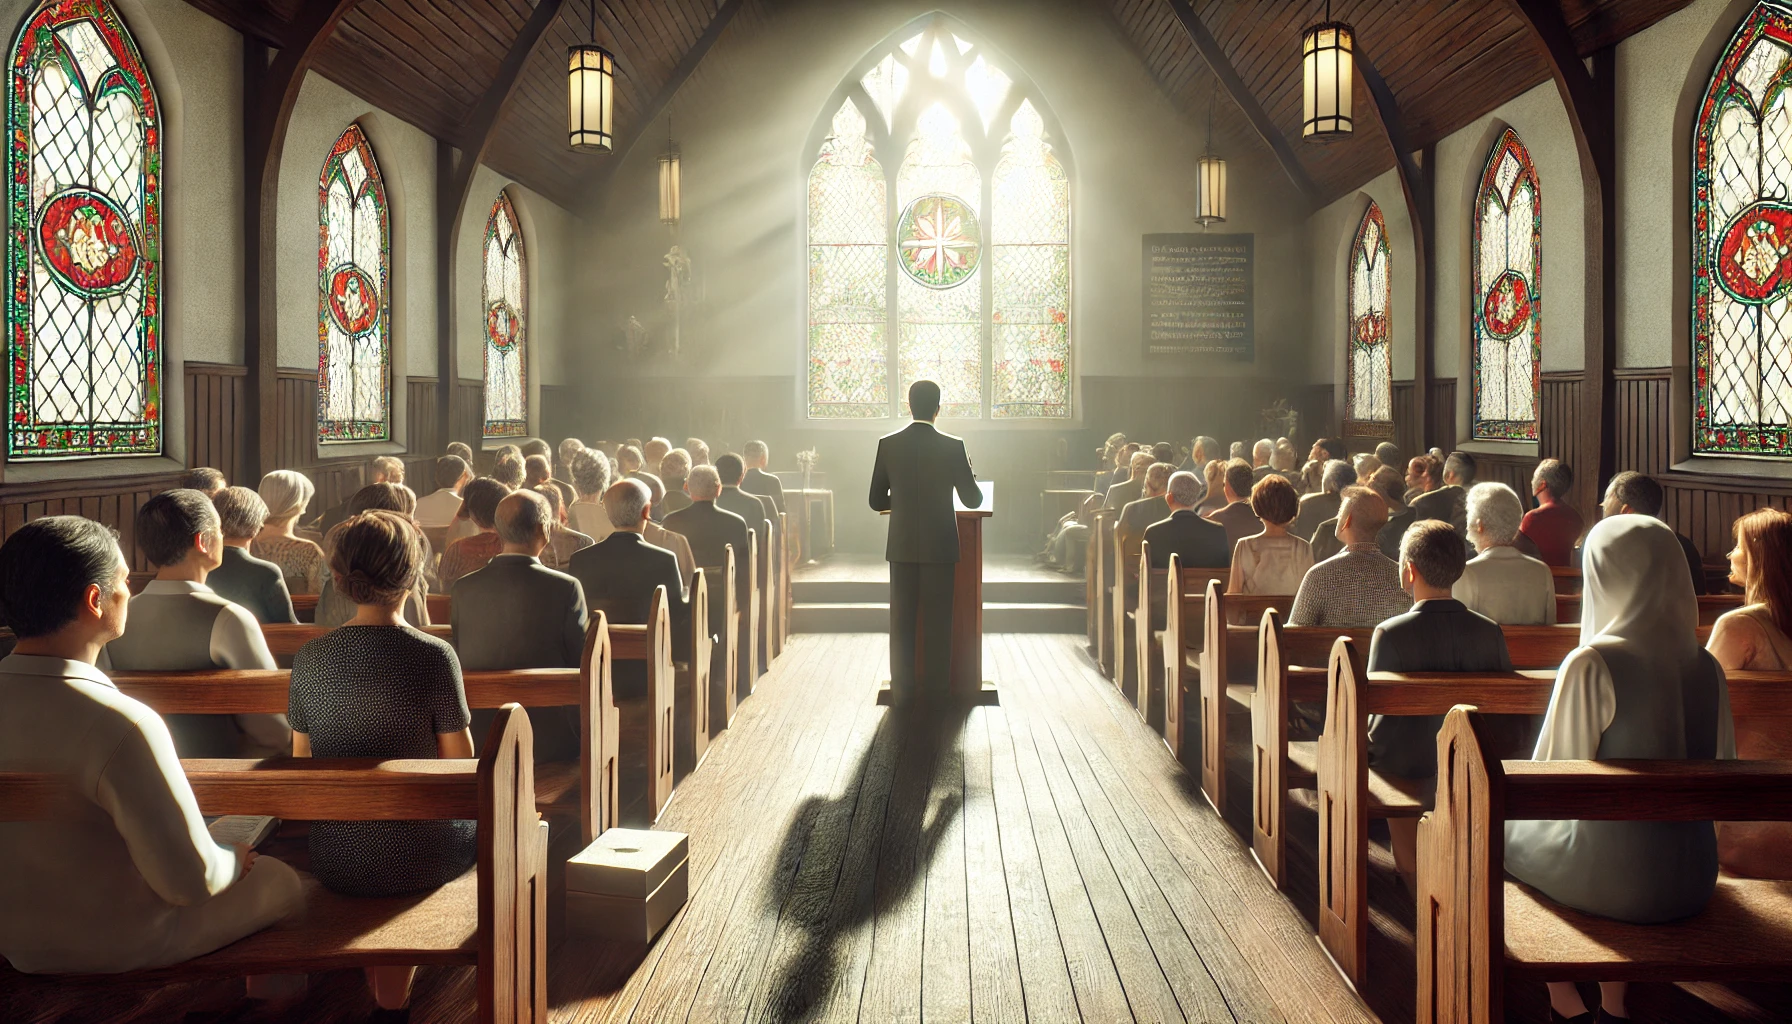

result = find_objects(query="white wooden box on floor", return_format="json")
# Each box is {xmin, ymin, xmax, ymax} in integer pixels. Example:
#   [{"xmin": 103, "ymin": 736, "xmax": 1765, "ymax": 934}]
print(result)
[{"xmin": 567, "ymin": 827, "xmax": 689, "ymax": 942}]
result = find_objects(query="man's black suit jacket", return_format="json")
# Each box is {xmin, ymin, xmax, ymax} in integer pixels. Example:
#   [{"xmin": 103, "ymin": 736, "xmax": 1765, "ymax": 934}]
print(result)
[
  {"xmin": 1142, "ymin": 509, "xmax": 1231, "ymax": 570},
  {"xmin": 567, "ymin": 533, "xmax": 691, "ymax": 653},
  {"xmin": 1366, "ymin": 599, "xmax": 1510, "ymax": 779},
  {"xmin": 663, "ymin": 500, "xmax": 752, "ymax": 606},
  {"xmin": 742, "ymin": 467, "xmax": 786, "ymax": 515},
  {"xmin": 452, "ymin": 554, "xmax": 590, "ymax": 670},
  {"xmin": 868, "ymin": 420, "xmax": 980, "ymax": 564}
]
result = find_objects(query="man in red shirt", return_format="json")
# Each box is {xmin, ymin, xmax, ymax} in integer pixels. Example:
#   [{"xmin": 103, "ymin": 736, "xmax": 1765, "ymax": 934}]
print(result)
[{"xmin": 1518, "ymin": 458, "xmax": 1584, "ymax": 566}]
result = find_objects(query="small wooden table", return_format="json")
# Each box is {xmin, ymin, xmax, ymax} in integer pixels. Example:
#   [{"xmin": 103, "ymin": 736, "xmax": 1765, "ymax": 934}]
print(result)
[{"xmin": 787, "ymin": 488, "xmax": 835, "ymax": 560}]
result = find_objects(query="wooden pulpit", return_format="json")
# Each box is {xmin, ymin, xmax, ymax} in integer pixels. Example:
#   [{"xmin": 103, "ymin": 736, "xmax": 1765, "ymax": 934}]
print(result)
[{"xmin": 877, "ymin": 507, "xmax": 998, "ymax": 706}]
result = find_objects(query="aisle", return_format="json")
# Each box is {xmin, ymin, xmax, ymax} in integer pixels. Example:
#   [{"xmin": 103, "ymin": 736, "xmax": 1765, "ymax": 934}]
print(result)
[{"xmin": 553, "ymin": 633, "xmax": 1376, "ymax": 1024}]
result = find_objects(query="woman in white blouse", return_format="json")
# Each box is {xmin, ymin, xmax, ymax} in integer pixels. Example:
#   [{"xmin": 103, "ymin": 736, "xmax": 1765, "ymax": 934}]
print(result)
[
  {"xmin": 1228, "ymin": 475, "xmax": 1312, "ymax": 595},
  {"xmin": 1453, "ymin": 482, "xmax": 1556, "ymax": 624},
  {"xmin": 1505, "ymin": 515, "xmax": 1733, "ymax": 1024}
]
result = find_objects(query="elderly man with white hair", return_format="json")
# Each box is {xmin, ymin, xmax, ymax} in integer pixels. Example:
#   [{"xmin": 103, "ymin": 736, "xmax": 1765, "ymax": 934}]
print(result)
[
  {"xmin": 1143, "ymin": 470, "xmax": 1230, "ymax": 569},
  {"xmin": 568, "ymin": 480, "xmax": 690, "ymax": 676},
  {"xmin": 664, "ymin": 464, "xmax": 753, "ymax": 612},
  {"xmin": 1453, "ymin": 482, "xmax": 1556, "ymax": 624},
  {"xmin": 1291, "ymin": 459, "xmax": 1354, "ymax": 542},
  {"xmin": 1250, "ymin": 438, "xmax": 1276, "ymax": 483}
]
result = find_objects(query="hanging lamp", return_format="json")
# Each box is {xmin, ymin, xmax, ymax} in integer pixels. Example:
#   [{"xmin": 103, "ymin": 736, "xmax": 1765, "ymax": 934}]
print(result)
[
  {"xmin": 658, "ymin": 114, "xmax": 681, "ymax": 226},
  {"xmin": 1301, "ymin": 0, "xmax": 1354, "ymax": 142},
  {"xmin": 568, "ymin": 0, "xmax": 615, "ymax": 151},
  {"xmin": 1195, "ymin": 87, "xmax": 1227, "ymax": 225}
]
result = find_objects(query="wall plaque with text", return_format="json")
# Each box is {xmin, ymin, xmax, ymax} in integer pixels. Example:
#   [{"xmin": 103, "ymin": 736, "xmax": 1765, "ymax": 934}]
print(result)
[{"xmin": 1143, "ymin": 233, "xmax": 1253, "ymax": 357}]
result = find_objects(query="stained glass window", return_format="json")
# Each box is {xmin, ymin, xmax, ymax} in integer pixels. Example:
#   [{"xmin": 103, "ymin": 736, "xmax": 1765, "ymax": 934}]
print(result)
[
  {"xmin": 806, "ymin": 16, "xmax": 1071, "ymax": 419},
  {"xmin": 482, "ymin": 191, "xmax": 526, "ymax": 439},
  {"xmin": 6, "ymin": 0, "xmax": 161, "ymax": 459},
  {"xmin": 1693, "ymin": 0, "xmax": 1792, "ymax": 456},
  {"xmin": 317, "ymin": 123, "xmax": 389, "ymax": 443},
  {"xmin": 1472, "ymin": 129, "xmax": 1541, "ymax": 441},
  {"xmin": 1346, "ymin": 202, "xmax": 1392, "ymax": 429}
]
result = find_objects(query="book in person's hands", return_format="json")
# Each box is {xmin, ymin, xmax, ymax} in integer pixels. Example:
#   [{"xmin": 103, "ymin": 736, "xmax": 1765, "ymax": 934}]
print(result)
[{"xmin": 206, "ymin": 814, "xmax": 280, "ymax": 850}]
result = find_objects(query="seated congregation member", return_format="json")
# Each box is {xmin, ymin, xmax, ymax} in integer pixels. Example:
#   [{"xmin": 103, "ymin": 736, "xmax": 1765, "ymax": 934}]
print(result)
[
  {"xmin": 0, "ymin": 516, "xmax": 303, "ymax": 976},
  {"xmin": 491, "ymin": 453, "xmax": 526, "ymax": 490},
  {"xmin": 1105, "ymin": 451, "xmax": 1151, "ymax": 510},
  {"xmin": 1227, "ymin": 475, "xmax": 1311, "ymax": 595},
  {"xmin": 644, "ymin": 496, "xmax": 698, "ymax": 584},
  {"xmin": 1291, "ymin": 459, "xmax": 1352, "ymax": 542},
  {"xmin": 1402, "ymin": 454, "xmax": 1433, "ymax": 506},
  {"xmin": 414, "ymin": 454, "xmax": 471, "ymax": 529},
  {"xmin": 1374, "ymin": 441, "xmax": 1401, "ymax": 468},
  {"xmin": 1351, "ymin": 453, "xmax": 1382, "ymax": 486},
  {"xmin": 1308, "ymin": 436, "xmax": 1347, "ymax": 466},
  {"xmin": 447, "ymin": 440, "xmax": 474, "ymax": 463},
  {"xmin": 316, "ymin": 484, "xmax": 433, "ymax": 628},
  {"xmin": 1506, "ymin": 516, "xmax": 1734, "ymax": 1024},
  {"xmin": 664, "ymin": 465, "xmax": 753, "ymax": 612},
  {"xmin": 1367, "ymin": 520, "xmax": 1512, "ymax": 883},
  {"xmin": 616, "ymin": 444, "xmax": 646, "ymax": 484},
  {"xmin": 1707, "ymin": 508, "xmax": 1792, "ymax": 879},
  {"xmin": 1117, "ymin": 462, "xmax": 1173, "ymax": 563},
  {"xmin": 742, "ymin": 440, "xmax": 786, "ymax": 515},
  {"xmin": 321, "ymin": 456, "xmax": 404, "ymax": 533},
  {"xmin": 1144, "ymin": 471, "xmax": 1230, "ymax": 570},
  {"xmin": 1203, "ymin": 459, "xmax": 1264, "ymax": 551},
  {"xmin": 686, "ymin": 437, "xmax": 712, "ymax": 468},
  {"xmin": 716, "ymin": 452, "xmax": 778, "ymax": 553},
  {"xmin": 1250, "ymin": 438, "xmax": 1275, "ymax": 483},
  {"xmin": 557, "ymin": 437, "xmax": 586, "ymax": 485},
  {"xmin": 1602, "ymin": 470, "xmax": 1707, "ymax": 594},
  {"xmin": 207, "ymin": 486, "xmax": 297, "ymax": 624},
  {"xmin": 1180, "ymin": 435, "xmax": 1219, "ymax": 480},
  {"xmin": 1272, "ymin": 439, "xmax": 1301, "ymax": 486},
  {"xmin": 1229, "ymin": 440, "xmax": 1247, "ymax": 461},
  {"xmin": 1287, "ymin": 487, "xmax": 1410, "ymax": 629},
  {"xmin": 1520, "ymin": 457, "xmax": 1583, "ymax": 567},
  {"xmin": 288, "ymin": 510, "xmax": 476, "ymax": 1012},
  {"xmin": 453, "ymin": 490, "xmax": 588, "ymax": 761},
  {"xmin": 636, "ymin": 468, "xmax": 669, "ymax": 523},
  {"xmin": 532, "ymin": 483, "xmax": 595, "ymax": 572},
  {"xmin": 659, "ymin": 448, "xmax": 694, "ymax": 516},
  {"xmin": 1369, "ymin": 465, "xmax": 1416, "ymax": 560},
  {"xmin": 178, "ymin": 466, "xmax": 227, "ymax": 497},
  {"xmin": 106, "ymin": 490, "xmax": 286, "ymax": 758},
  {"xmin": 252, "ymin": 469, "xmax": 326, "ymax": 594},
  {"xmin": 523, "ymin": 454, "xmax": 553, "ymax": 491},
  {"xmin": 569, "ymin": 448, "xmax": 614, "ymax": 541},
  {"xmin": 1454, "ymin": 482, "xmax": 1554, "ymax": 625},
  {"xmin": 436, "ymin": 478, "xmax": 513, "ymax": 590},
  {"xmin": 1106, "ymin": 440, "xmax": 1137, "ymax": 487},
  {"xmin": 1409, "ymin": 450, "xmax": 1474, "ymax": 537},
  {"xmin": 1195, "ymin": 458, "xmax": 1228, "ymax": 517},
  {"xmin": 643, "ymin": 437, "xmax": 671, "ymax": 473},
  {"xmin": 569, "ymin": 481, "xmax": 693, "ymax": 680},
  {"xmin": 1045, "ymin": 492, "xmax": 1103, "ymax": 571}
]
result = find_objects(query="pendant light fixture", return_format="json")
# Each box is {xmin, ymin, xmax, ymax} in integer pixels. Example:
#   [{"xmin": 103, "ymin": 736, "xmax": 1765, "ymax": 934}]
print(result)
[
  {"xmin": 1301, "ymin": 0, "xmax": 1354, "ymax": 142},
  {"xmin": 568, "ymin": 0, "xmax": 615, "ymax": 151},
  {"xmin": 658, "ymin": 114, "xmax": 681, "ymax": 227},
  {"xmin": 1195, "ymin": 86, "xmax": 1227, "ymax": 225}
]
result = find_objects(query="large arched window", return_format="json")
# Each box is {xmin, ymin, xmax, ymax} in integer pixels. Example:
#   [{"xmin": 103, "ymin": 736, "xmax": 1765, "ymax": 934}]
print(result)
[
  {"xmin": 1346, "ymin": 202, "xmax": 1392, "ymax": 431},
  {"xmin": 1694, "ymin": 1, "xmax": 1792, "ymax": 456},
  {"xmin": 6, "ymin": 0, "xmax": 161, "ymax": 460},
  {"xmin": 1471, "ymin": 128, "xmax": 1541, "ymax": 441},
  {"xmin": 806, "ymin": 14, "xmax": 1071, "ymax": 420},
  {"xmin": 482, "ymin": 190, "xmax": 525, "ymax": 439},
  {"xmin": 317, "ymin": 123, "xmax": 389, "ymax": 443}
]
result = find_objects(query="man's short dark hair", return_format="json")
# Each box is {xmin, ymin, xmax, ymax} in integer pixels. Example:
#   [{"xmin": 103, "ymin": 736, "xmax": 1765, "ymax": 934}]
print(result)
[
  {"xmin": 446, "ymin": 441, "xmax": 473, "ymax": 462},
  {"xmin": 1401, "ymin": 519, "xmax": 1468, "ymax": 588},
  {"xmin": 1151, "ymin": 441, "xmax": 1176, "ymax": 465},
  {"xmin": 178, "ymin": 467, "xmax": 226, "ymax": 494},
  {"xmin": 908, "ymin": 379, "xmax": 942, "ymax": 420},
  {"xmin": 0, "ymin": 516, "xmax": 121, "ymax": 638},
  {"xmin": 460, "ymin": 477, "xmax": 511, "ymax": 529},
  {"xmin": 435, "ymin": 455, "xmax": 469, "ymax": 490},
  {"xmin": 715, "ymin": 453, "xmax": 746, "ymax": 486},
  {"xmin": 1444, "ymin": 451, "xmax": 1477, "ymax": 486},
  {"xmin": 1605, "ymin": 470, "xmax": 1664, "ymax": 516},
  {"xmin": 492, "ymin": 455, "xmax": 525, "ymax": 488},
  {"xmin": 1317, "ymin": 438, "xmax": 1347, "ymax": 462},
  {"xmin": 1224, "ymin": 458, "xmax": 1254, "ymax": 498},
  {"xmin": 520, "ymin": 438, "xmax": 552, "ymax": 460},
  {"xmin": 137, "ymin": 489, "xmax": 220, "ymax": 568}
]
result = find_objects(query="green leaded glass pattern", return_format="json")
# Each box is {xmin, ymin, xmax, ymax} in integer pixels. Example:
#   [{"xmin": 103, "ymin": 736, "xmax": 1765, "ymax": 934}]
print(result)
[
  {"xmin": 317, "ymin": 123, "xmax": 390, "ymax": 443},
  {"xmin": 805, "ymin": 15, "xmax": 1071, "ymax": 420},
  {"xmin": 7, "ymin": 0, "xmax": 162, "ymax": 459},
  {"xmin": 1472, "ymin": 129, "xmax": 1541, "ymax": 441},
  {"xmin": 483, "ymin": 191, "xmax": 526, "ymax": 439},
  {"xmin": 1693, "ymin": 1, "xmax": 1792, "ymax": 455}
]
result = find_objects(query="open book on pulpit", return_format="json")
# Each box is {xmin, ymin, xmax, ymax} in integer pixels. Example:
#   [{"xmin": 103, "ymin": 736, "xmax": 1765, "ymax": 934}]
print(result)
[{"xmin": 955, "ymin": 480, "xmax": 994, "ymax": 513}]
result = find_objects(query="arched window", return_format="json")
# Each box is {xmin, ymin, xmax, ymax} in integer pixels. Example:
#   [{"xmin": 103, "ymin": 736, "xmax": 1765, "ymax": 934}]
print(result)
[
  {"xmin": 1472, "ymin": 129, "xmax": 1541, "ymax": 441},
  {"xmin": 806, "ymin": 15, "xmax": 1071, "ymax": 420},
  {"xmin": 483, "ymin": 191, "xmax": 526, "ymax": 439},
  {"xmin": 6, "ymin": 0, "xmax": 161, "ymax": 459},
  {"xmin": 318, "ymin": 123, "xmax": 389, "ymax": 443},
  {"xmin": 1694, "ymin": 1, "xmax": 1792, "ymax": 456},
  {"xmin": 1346, "ymin": 202, "xmax": 1392, "ymax": 431}
]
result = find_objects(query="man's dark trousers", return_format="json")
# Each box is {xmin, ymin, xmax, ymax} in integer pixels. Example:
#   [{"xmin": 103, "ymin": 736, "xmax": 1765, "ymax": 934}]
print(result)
[{"xmin": 890, "ymin": 561, "xmax": 955, "ymax": 704}]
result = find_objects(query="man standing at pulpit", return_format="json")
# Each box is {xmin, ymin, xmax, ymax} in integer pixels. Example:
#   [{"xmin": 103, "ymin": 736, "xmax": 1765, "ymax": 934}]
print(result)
[{"xmin": 870, "ymin": 380, "xmax": 983, "ymax": 706}]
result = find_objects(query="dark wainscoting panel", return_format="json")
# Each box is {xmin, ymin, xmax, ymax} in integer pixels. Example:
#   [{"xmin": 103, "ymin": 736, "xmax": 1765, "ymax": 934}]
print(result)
[
  {"xmin": 185, "ymin": 362, "xmax": 246, "ymax": 485},
  {"xmin": 0, "ymin": 472, "xmax": 183, "ymax": 571}
]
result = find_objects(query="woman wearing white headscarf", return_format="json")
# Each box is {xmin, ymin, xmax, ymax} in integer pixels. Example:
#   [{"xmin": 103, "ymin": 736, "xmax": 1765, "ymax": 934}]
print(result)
[
  {"xmin": 252, "ymin": 470, "xmax": 326, "ymax": 594},
  {"xmin": 1505, "ymin": 515, "xmax": 1734, "ymax": 1024}
]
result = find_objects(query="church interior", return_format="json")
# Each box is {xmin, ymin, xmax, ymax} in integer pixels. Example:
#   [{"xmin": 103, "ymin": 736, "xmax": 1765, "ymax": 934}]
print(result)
[{"xmin": 3, "ymin": 0, "xmax": 1792, "ymax": 1021}]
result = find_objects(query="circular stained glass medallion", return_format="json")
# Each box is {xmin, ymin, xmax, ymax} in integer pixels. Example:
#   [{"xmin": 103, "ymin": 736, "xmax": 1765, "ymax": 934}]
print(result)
[
  {"xmin": 1715, "ymin": 200, "xmax": 1792, "ymax": 305},
  {"xmin": 487, "ymin": 300, "xmax": 523, "ymax": 352},
  {"xmin": 326, "ymin": 265, "xmax": 380, "ymax": 337},
  {"xmin": 37, "ymin": 188, "xmax": 142, "ymax": 298},
  {"xmin": 897, "ymin": 193, "xmax": 980, "ymax": 289},
  {"xmin": 1481, "ymin": 269, "xmax": 1533, "ymax": 339}
]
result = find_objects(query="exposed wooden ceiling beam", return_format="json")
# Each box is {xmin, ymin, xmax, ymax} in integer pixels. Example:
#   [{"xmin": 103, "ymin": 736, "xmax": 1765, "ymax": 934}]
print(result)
[
  {"xmin": 1162, "ymin": 0, "xmax": 1320, "ymax": 209},
  {"xmin": 438, "ymin": 0, "xmax": 570, "ymax": 446}
]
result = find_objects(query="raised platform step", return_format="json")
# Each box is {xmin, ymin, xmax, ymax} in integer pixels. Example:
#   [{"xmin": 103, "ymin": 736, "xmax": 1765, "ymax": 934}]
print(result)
[
  {"xmin": 791, "ymin": 600, "xmax": 1085, "ymax": 634},
  {"xmin": 793, "ymin": 577, "xmax": 1084, "ymax": 605}
]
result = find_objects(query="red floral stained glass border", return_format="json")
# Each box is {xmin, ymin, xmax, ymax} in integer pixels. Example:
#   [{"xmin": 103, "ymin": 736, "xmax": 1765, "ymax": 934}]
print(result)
[
  {"xmin": 483, "ymin": 191, "xmax": 526, "ymax": 439},
  {"xmin": 1692, "ymin": 2, "xmax": 1792, "ymax": 456},
  {"xmin": 316, "ymin": 123, "xmax": 391, "ymax": 443},
  {"xmin": 6, "ymin": 0, "xmax": 162, "ymax": 459},
  {"xmin": 1471, "ymin": 128, "xmax": 1542, "ymax": 442},
  {"xmin": 1345, "ymin": 201, "xmax": 1391, "ymax": 433}
]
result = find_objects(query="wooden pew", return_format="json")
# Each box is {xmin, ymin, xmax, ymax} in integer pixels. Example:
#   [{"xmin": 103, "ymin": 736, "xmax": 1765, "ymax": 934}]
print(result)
[
  {"xmin": 737, "ymin": 533, "xmax": 760, "ymax": 701},
  {"xmin": 1196, "ymin": 582, "xmax": 1292, "ymax": 815},
  {"xmin": 261, "ymin": 623, "xmax": 454, "ymax": 665},
  {"xmin": 1549, "ymin": 564, "xmax": 1580, "ymax": 594},
  {"xmin": 1156, "ymin": 556, "xmax": 1231, "ymax": 766},
  {"xmin": 1417, "ymin": 706, "xmax": 1792, "ymax": 1024},
  {"xmin": 1130, "ymin": 542, "xmax": 1159, "ymax": 726},
  {"xmin": 755, "ymin": 515, "xmax": 776, "ymax": 677},
  {"xmin": 1555, "ymin": 592, "xmax": 1738, "ymax": 624},
  {"xmin": 1088, "ymin": 509, "xmax": 1117, "ymax": 674},
  {"xmin": 677, "ymin": 568, "xmax": 712, "ymax": 775},
  {"xmin": 702, "ymin": 549, "xmax": 741, "ymax": 733},
  {"xmin": 289, "ymin": 592, "xmax": 450, "ymax": 625},
  {"xmin": 0, "ymin": 706, "xmax": 548, "ymax": 1022},
  {"xmin": 1110, "ymin": 527, "xmax": 1145, "ymax": 700},
  {"xmin": 111, "ymin": 616, "xmax": 617, "ymax": 846},
  {"xmin": 605, "ymin": 586, "xmax": 676, "ymax": 824},
  {"xmin": 775, "ymin": 511, "xmax": 791, "ymax": 654}
]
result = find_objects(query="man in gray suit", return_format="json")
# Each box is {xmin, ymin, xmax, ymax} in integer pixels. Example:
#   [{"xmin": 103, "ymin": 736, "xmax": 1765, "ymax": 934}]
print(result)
[
  {"xmin": 869, "ymin": 380, "xmax": 982, "ymax": 706},
  {"xmin": 452, "ymin": 489, "xmax": 589, "ymax": 761},
  {"xmin": 568, "ymin": 480, "xmax": 691, "ymax": 671}
]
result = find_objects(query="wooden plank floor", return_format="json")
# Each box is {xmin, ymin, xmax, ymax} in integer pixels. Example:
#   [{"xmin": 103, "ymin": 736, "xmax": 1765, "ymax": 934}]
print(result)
[{"xmin": 2, "ymin": 633, "xmax": 1375, "ymax": 1024}]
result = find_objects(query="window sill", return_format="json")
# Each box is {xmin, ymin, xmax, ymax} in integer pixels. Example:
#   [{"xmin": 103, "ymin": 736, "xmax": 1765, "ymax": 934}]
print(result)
[
  {"xmin": 317, "ymin": 439, "xmax": 407, "ymax": 461},
  {"xmin": 1456, "ymin": 438, "xmax": 1539, "ymax": 459},
  {"xmin": 1, "ymin": 454, "xmax": 186, "ymax": 489},
  {"xmin": 1667, "ymin": 455, "xmax": 1792, "ymax": 489}
]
